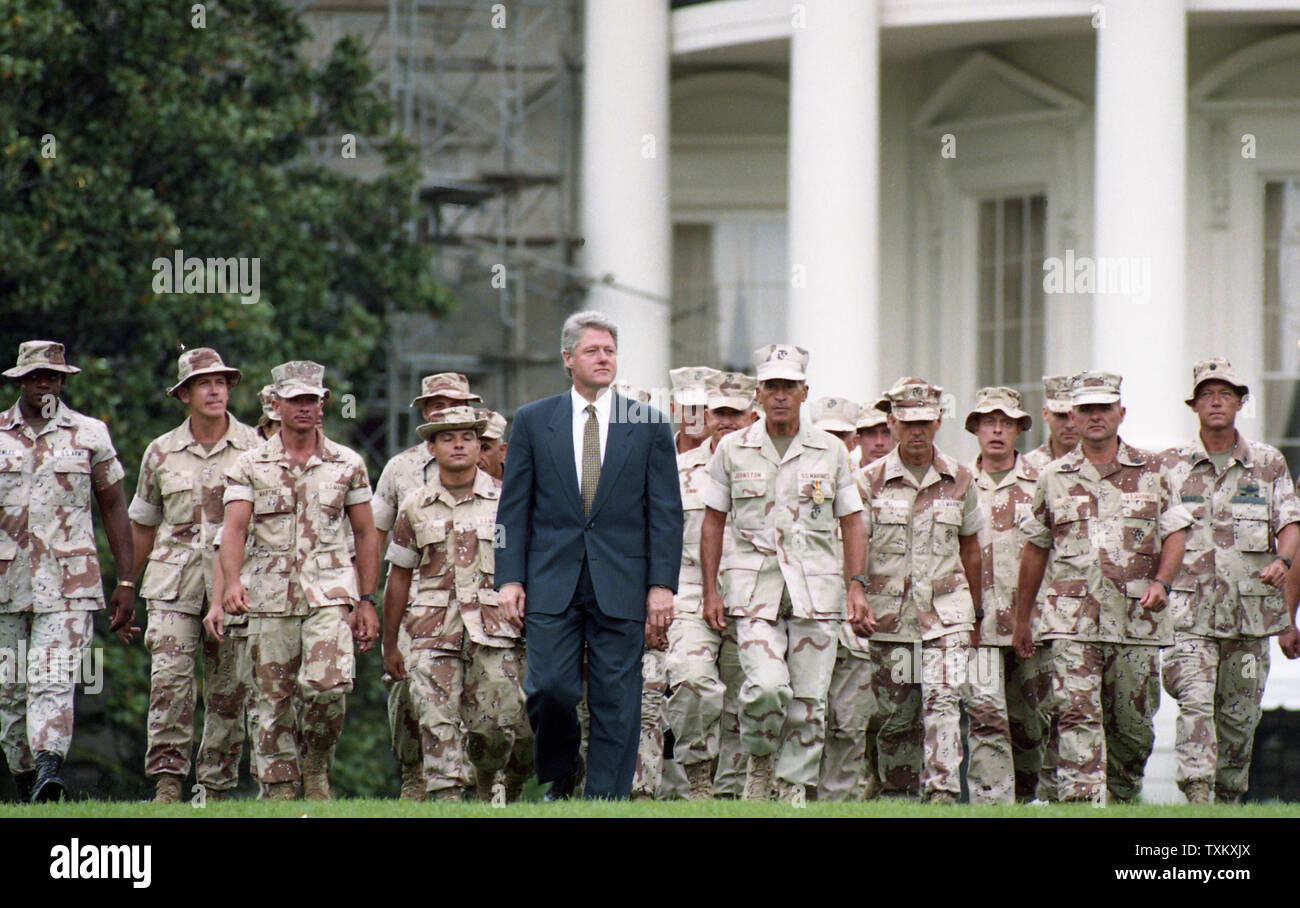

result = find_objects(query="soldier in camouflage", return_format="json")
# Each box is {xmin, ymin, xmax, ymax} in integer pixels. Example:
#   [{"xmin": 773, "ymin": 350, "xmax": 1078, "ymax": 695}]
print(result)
[
  {"xmin": 128, "ymin": 348, "xmax": 260, "ymax": 803},
  {"xmin": 1160, "ymin": 358, "xmax": 1300, "ymax": 804},
  {"xmin": 373, "ymin": 373, "xmax": 482, "ymax": 800},
  {"xmin": 672, "ymin": 367, "xmax": 717, "ymax": 456},
  {"xmin": 964, "ymin": 386, "xmax": 1035, "ymax": 805},
  {"xmin": 219, "ymin": 361, "xmax": 380, "ymax": 800},
  {"xmin": 664, "ymin": 370, "xmax": 754, "ymax": 800},
  {"xmin": 0, "ymin": 341, "xmax": 135, "ymax": 802},
  {"xmin": 819, "ymin": 395, "xmax": 889, "ymax": 801},
  {"xmin": 701, "ymin": 345, "xmax": 870, "ymax": 803},
  {"xmin": 477, "ymin": 410, "xmax": 508, "ymax": 482},
  {"xmin": 1022, "ymin": 375, "xmax": 1079, "ymax": 472},
  {"xmin": 256, "ymin": 384, "xmax": 280, "ymax": 440},
  {"xmin": 382, "ymin": 405, "xmax": 532, "ymax": 801},
  {"xmin": 1014, "ymin": 371, "xmax": 1191, "ymax": 804},
  {"xmin": 859, "ymin": 378, "xmax": 985, "ymax": 804}
]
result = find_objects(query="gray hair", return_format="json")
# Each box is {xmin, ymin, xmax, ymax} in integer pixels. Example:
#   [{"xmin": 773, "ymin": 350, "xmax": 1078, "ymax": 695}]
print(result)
[{"xmin": 561, "ymin": 310, "xmax": 619, "ymax": 359}]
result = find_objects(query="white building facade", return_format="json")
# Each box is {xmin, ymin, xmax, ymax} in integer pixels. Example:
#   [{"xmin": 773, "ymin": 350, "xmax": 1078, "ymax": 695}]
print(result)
[{"xmin": 580, "ymin": 0, "xmax": 1300, "ymax": 802}]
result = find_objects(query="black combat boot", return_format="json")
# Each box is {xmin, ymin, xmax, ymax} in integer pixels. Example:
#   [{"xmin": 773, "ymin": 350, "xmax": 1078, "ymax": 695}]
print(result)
[
  {"xmin": 31, "ymin": 751, "xmax": 66, "ymax": 803},
  {"xmin": 13, "ymin": 770, "xmax": 36, "ymax": 803}
]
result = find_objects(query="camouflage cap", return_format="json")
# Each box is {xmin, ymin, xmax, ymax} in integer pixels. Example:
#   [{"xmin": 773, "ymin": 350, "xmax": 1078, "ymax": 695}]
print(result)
[
  {"xmin": 271, "ymin": 360, "xmax": 329, "ymax": 400},
  {"xmin": 417, "ymin": 405, "xmax": 487, "ymax": 441},
  {"xmin": 410, "ymin": 372, "xmax": 482, "ymax": 408},
  {"xmin": 856, "ymin": 397, "xmax": 888, "ymax": 429},
  {"xmin": 257, "ymin": 383, "xmax": 279, "ymax": 424},
  {"xmin": 4, "ymin": 340, "xmax": 81, "ymax": 379},
  {"xmin": 1042, "ymin": 374, "xmax": 1074, "ymax": 414},
  {"xmin": 167, "ymin": 347, "xmax": 242, "ymax": 398},
  {"xmin": 613, "ymin": 382, "xmax": 652, "ymax": 404},
  {"xmin": 478, "ymin": 409, "xmax": 507, "ymax": 441},
  {"xmin": 753, "ymin": 344, "xmax": 809, "ymax": 383},
  {"xmin": 1071, "ymin": 370, "xmax": 1122, "ymax": 406},
  {"xmin": 964, "ymin": 386, "xmax": 1032, "ymax": 434},
  {"xmin": 707, "ymin": 371, "xmax": 757, "ymax": 411},
  {"xmin": 811, "ymin": 396, "xmax": 860, "ymax": 433},
  {"xmin": 1185, "ymin": 357, "xmax": 1249, "ymax": 406},
  {"xmin": 885, "ymin": 377, "xmax": 943, "ymax": 422},
  {"xmin": 669, "ymin": 366, "xmax": 719, "ymax": 407}
]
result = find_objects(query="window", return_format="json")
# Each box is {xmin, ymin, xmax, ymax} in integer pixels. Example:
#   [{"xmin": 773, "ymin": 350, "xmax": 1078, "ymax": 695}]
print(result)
[
  {"xmin": 1262, "ymin": 180, "xmax": 1300, "ymax": 471},
  {"xmin": 977, "ymin": 194, "xmax": 1046, "ymax": 449}
]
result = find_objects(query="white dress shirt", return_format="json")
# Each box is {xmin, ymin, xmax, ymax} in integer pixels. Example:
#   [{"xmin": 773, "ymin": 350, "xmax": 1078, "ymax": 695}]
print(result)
[{"xmin": 571, "ymin": 386, "xmax": 611, "ymax": 494}]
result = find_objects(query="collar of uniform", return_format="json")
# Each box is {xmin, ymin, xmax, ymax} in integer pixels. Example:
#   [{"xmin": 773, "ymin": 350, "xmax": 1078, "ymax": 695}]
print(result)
[
  {"xmin": 0, "ymin": 401, "xmax": 19, "ymax": 431},
  {"xmin": 1187, "ymin": 430, "xmax": 1250, "ymax": 470},
  {"xmin": 0, "ymin": 398, "xmax": 74, "ymax": 433},
  {"xmin": 1116, "ymin": 437, "xmax": 1148, "ymax": 468},
  {"xmin": 163, "ymin": 414, "xmax": 253, "ymax": 455},
  {"xmin": 255, "ymin": 428, "xmax": 336, "ymax": 465},
  {"xmin": 972, "ymin": 451, "xmax": 1033, "ymax": 489},
  {"xmin": 423, "ymin": 467, "xmax": 496, "ymax": 507},
  {"xmin": 677, "ymin": 438, "xmax": 713, "ymax": 468}
]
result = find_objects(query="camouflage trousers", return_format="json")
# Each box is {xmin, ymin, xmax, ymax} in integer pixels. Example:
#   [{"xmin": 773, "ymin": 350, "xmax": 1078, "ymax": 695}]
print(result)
[
  {"xmin": 408, "ymin": 642, "xmax": 532, "ymax": 793},
  {"xmin": 737, "ymin": 613, "xmax": 838, "ymax": 788},
  {"xmin": 247, "ymin": 607, "xmax": 354, "ymax": 784},
  {"xmin": 632, "ymin": 647, "xmax": 668, "ymax": 798},
  {"xmin": 144, "ymin": 608, "xmax": 251, "ymax": 789},
  {"xmin": 385, "ymin": 626, "xmax": 421, "ymax": 768},
  {"xmin": 1041, "ymin": 639, "xmax": 1105, "ymax": 802},
  {"xmin": 1161, "ymin": 632, "xmax": 1269, "ymax": 799},
  {"xmin": 963, "ymin": 646, "xmax": 1015, "ymax": 805},
  {"xmin": 1002, "ymin": 645, "xmax": 1052, "ymax": 802},
  {"xmin": 0, "ymin": 611, "xmax": 93, "ymax": 767},
  {"xmin": 818, "ymin": 644, "xmax": 876, "ymax": 801},
  {"xmin": 664, "ymin": 610, "xmax": 744, "ymax": 796},
  {"xmin": 1101, "ymin": 643, "xmax": 1160, "ymax": 802}
]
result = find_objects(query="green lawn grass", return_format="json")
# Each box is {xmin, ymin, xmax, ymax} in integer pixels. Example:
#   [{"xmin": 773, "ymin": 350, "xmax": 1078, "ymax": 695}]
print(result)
[{"xmin": 3, "ymin": 798, "xmax": 1297, "ymax": 819}]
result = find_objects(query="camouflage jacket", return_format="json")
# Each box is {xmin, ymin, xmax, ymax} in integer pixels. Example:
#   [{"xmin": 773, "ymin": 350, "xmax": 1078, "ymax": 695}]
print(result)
[
  {"xmin": 859, "ymin": 446, "xmax": 984, "ymax": 643},
  {"xmin": 1161, "ymin": 432, "xmax": 1300, "ymax": 638},
  {"xmin": 0, "ymin": 399, "xmax": 124, "ymax": 613},
  {"xmin": 372, "ymin": 441, "xmax": 437, "ymax": 534},
  {"xmin": 129, "ymin": 415, "xmax": 260, "ymax": 614},
  {"xmin": 223, "ymin": 430, "xmax": 371, "ymax": 616},
  {"xmin": 1021, "ymin": 442, "xmax": 1056, "ymax": 473},
  {"xmin": 677, "ymin": 440, "xmax": 739, "ymax": 614},
  {"xmin": 971, "ymin": 453, "xmax": 1039, "ymax": 647},
  {"xmin": 385, "ymin": 468, "xmax": 516, "ymax": 650},
  {"xmin": 703, "ymin": 416, "xmax": 861, "ymax": 620},
  {"xmin": 1021, "ymin": 437, "xmax": 1192, "ymax": 645}
]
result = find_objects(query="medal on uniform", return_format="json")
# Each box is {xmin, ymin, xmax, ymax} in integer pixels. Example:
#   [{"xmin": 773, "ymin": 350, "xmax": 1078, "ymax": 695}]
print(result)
[{"xmin": 811, "ymin": 480, "xmax": 823, "ymax": 519}]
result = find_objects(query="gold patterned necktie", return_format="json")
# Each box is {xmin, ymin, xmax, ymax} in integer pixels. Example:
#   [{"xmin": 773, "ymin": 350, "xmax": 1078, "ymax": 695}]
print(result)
[{"xmin": 581, "ymin": 403, "xmax": 600, "ymax": 515}]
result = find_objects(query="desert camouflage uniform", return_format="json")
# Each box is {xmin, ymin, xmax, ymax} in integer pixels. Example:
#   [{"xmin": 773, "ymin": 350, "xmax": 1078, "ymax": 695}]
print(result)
[
  {"xmin": 131, "ymin": 414, "xmax": 260, "ymax": 789},
  {"xmin": 861, "ymin": 446, "xmax": 984, "ymax": 801},
  {"xmin": 385, "ymin": 469, "xmax": 532, "ymax": 794},
  {"xmin": 1021, "ymin": 442, "xmax": 1061, "ymax": 474},
  {"xmin": 819, "ymin": 620, "xmax": 880, "ymax": 800},
  {"xmin": 969, "ymin": 453, "xmax": 1042, "ymax": 805},
  {"xmin": 224, "ymin": 429, "xmax": 370, "ymax": 783},
  {"xmin": 1021, "ymin": 438, "xmax": 1191, "ymax": 803},
  {"xmin": 704, "ymin": 417, "xmax": 861, "ymax": 789},
  {"xmin": 0, "ymin": 400, "xmax": 123, "ymax": 767},
  {"xmin": 1161, "ymin": 432, "xmax": 1300, "ymax": 800},
  {"xmin": 631, "ymin": 646, "xmax": 669, "ymax": 798},
  {"xmin": 372, "ymin": 441, "xmax": 438, "ymax": 770},
  {"xmin": 665, "ymin": 440, "xmax": 745, "ymax": 796}
]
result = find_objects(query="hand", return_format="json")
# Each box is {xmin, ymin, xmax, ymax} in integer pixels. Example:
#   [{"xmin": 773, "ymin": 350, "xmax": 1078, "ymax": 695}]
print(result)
[
  {"xmin": 351, "ymin": 602, "xmax": 380, "ymax": 653},
  {"xmin": 1279, "ymin": 626, "xmax": 1300, "ymax": 660},
  {"xmin": 223, "ymin": 580, "xmax": 250, "ymax": 616},
  {"xmin": 1013, "ymin": 617, "xmax": 1034, "ymax": 660},
  {"xmin": 499, "ymin": 583, "xmax": 526, "ymax": 629},
  {"xmin": 109, "ymin": 585, "xmax": 140, "ymax": 644},
  {"xmin": 703, "ymin": 588, "xmax": 726, "ymax": 633},
  {"xmin": 847, "ymin": 583, "xmax": 874, "ymax": 636},
  {"xmin": 644, "ymin": 622, "xmax": 667, "ymax": 651},
  {"xmin": 1261, "ymin": 558, "xmax": 1289, "ymax": 589},
  {"xmin": 202, "ymin": 604, "xmax": 226, "ymax": 643},
  {"xmin": 1139, "ymin": 581, "xmax": 1168, "ymax": 611},
  {"xmin": 383, "ymin": 637, "xmax": 406, "ymax": 680},
  {"xmin": 647, "ymin": 586, "xmax": 674, "ymax": 642}
]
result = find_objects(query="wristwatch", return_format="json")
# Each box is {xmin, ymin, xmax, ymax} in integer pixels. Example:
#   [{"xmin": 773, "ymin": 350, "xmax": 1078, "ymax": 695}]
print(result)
[
  {"xmin": 848, "ymin": 574, "xmax": 867, "ymax": 590},
  {"xmin": 1156, "ymin": 579, "xmax": 1172, "ymax": 596},
  {"xmin": 360, "ymin": 593, "xmax": 377, "ymax": 606}
]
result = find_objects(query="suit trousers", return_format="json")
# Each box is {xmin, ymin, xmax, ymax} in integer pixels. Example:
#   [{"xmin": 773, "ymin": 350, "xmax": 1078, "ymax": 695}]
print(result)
[{"xmin": 525, "ymin": 556, "xmax": 643, "ymax": 798}]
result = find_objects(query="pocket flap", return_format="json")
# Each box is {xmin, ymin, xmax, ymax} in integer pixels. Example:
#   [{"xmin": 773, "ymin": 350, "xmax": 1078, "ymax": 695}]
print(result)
[
  {"xmin": 1052, "ymin": 495, "xmax": 1092, "ymax": 523},
  {"xmin": 731, "ymin": 479, "xmax": 767, "ymax": 499},
  {"xmin": 866, "ymin": 575, "xmax": 905, "ymax": 596},
  {"xmin": 0, "ymin": 535, "xmax": 16, "ymax": 560},
  {"xmin": 414, "ymin": 520, "xmax": 448, "ymax": 548},
  {"xmin": 727, "ymin": 552, "xmax": 767, "ymax": 572},
  {"xmin": 874, "ymin": 500, "xmax": 911, "ymax": 525},
  {"xmin": 1231, "ymin": 502, "xmax": 1269, "ymax": 521},
  {"xmin": 474, "ymin": 517, "xmax": 496, "ymax": 541},
  {"xmin": 253, "ymin": 487, "xmax": 293, "ymax": 515},
  {"xmin": 150, "ymin": 547, "xmax": 195, "ymax": 567},
  {"xmin": 160, "ymin": 473, "xmax": 194, "ymax": 496},
  {"xmin": 1120, "ymin": 493, "xmax": 1158, "ymax": 519},
  {"xmin": 0, "ymin": 454, "xmax": 25, "ymax": 472},
  {"xmin": 933, "ymin": 502, "xmax": 963, "ymax": 526},
  {"xmin": 477, "ymin": 587, "xmax": 499, "ymax": 606},
  {"xmin": 1171, "ymin": 573, "xmax": 1199, "ymax": 592},
  {"xmin": 1238, "ymin": 578, "xmax": 1279, "ymax": 596},
  {"xmin": 52, "ymin": 455, "xmax": 91, "ymax": 474},
  {"xmin": 317, "ymin": 482, "xmax": 347, "ymax": 511},
  {"xmin": 1125, "ymin": 578, "xmax": 1153, "ymax": 598}
]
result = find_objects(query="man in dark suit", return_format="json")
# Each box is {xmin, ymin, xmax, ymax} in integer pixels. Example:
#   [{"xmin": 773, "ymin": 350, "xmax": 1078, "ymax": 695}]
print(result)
[{"xmin": 496, "ymin": 311, "xmax": 683, "ymax": 799}]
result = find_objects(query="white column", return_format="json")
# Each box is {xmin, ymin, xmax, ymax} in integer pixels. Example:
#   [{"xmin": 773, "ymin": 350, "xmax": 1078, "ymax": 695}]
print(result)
[
  {"xmin": 787, "ymin": 0, "xmax": 879, "ymax": 399},
  {"xmin": 1092, "ymin": 0, "xmax": 1187, "ymax": 448},
  {"xmin": 580, "ymin": 0, "xmax": 670, "ymax": 391}
]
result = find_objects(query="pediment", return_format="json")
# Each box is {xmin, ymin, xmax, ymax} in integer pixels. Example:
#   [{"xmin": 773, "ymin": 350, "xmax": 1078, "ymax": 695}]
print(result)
[
  {"xmin": 1192, "ymin": 33, "xmax": 1300, "ymax": 112},
  {"xmin": 912, "ymin": 51, "xmax": 1086, "ymax": 135}
]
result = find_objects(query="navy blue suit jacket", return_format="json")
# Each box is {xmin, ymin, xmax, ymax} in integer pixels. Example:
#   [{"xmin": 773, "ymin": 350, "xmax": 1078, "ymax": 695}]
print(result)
[{"xmin": 495, "ymin": 390, "xmax": 683, "ymax": 620}]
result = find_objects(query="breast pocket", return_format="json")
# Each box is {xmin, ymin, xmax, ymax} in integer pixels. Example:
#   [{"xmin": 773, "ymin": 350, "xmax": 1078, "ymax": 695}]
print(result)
[
  {"xmin": 414, "ymin": 520, "xmax": 451, "ymax": 586},
  {"xmin": 252, "ymin": 487, "xmax": 294, "ymax": 552},
  {"xmin": 0, "ymin": 454, "xmax": 27, "ymax": 507},
  {"xmin": 731, "ymin": 479, "xmax": 769, "ymax": 531},
  {"xmin": 798, "ymin": 471, "xmax": 836, "ymax": 532},
  {"xmin": 1051, "ymin": 495, "xmax": 1094, "ymax": 558},
  {"xmin": 871, "ymin": 500, "xmax": 911, "ymax": 556},
  {"xmin": 931, "ymin": 501, "xmax": 963, "ymax": 557},
  {"xmin": 1120, "ymin": 493, "xmax": 1159, "ymax": 556},
  {"xmin": 1232, "ymin": 502, "xmax": 1271, "ymax": 553},
  {"xmin": 160, "ymin": 472, "xmax": 197, "ymax": 528},
  {"xmin": 475, "ymin": 519, "xmax": 496, "ymax": 575},
  {"xmin": 312, "ymin": 481, "xmax": 348, "ymax": 543},
  {"xmin": 50, "ymin": 455, "xmax": 92, "ymax": 505}
]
